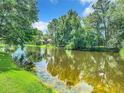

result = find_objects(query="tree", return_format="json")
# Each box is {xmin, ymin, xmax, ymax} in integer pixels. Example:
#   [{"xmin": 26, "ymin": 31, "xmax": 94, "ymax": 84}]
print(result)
[
  {"xmin": 92, "ymin": 0, "xmax": 111, "ymax": 47},
  {"xmin": 107, "ymin": 0, "xmax": 124, "ymax": 48},
  {"xmin": 0, "ymin": 0, "xmax": 38, "ymax": 48},
  {"xmin": 48, "ymin": 1, "xmax": 124, "ymax": 50},
  {"xmin": 48, "ymin": 10, "xmax": 84, "ymax": 49},
  {"xmin": 48, "ymin": 18, "xmax": 59, "ymax": 45},
  {"xmin": 84, "ymin": 0, "xmax": 124, "ymax": 49},
  {"xmin": 83, "ymin": 15, "xmax": 99, "ymax": 48}
]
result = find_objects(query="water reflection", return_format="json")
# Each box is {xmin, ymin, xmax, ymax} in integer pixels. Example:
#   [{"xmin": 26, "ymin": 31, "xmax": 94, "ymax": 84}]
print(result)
[
  {"xmin": 8, "ymin": 46, "xmax": 124, "ymax": 93},
  {"xmin": 26, "ymin": 47, "xmax": 44, "ymax": 62},
  {"xmin": 12, "ymin": 46, "xmax": 44, "ymax": 63},
  {"xmin": 12, "ymin": 46, "xmax": 44, "ymax": 70},
  {"xmin": 35, "ymin": 48, "xmax": 124, "ymax": 93}
]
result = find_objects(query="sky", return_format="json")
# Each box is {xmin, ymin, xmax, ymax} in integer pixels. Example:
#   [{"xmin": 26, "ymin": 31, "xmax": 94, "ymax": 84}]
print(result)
[{"xmin": 33, "ymin": 0, "xmax": 97, "ymax": 33}]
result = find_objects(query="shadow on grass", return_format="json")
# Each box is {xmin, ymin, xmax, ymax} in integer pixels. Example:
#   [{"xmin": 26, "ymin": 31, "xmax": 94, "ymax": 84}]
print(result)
[
  {"xmin": 0, "ymin": 52, "xmax": 21, "ymax": 73},
  {"xmin": 0, "ymin": 67, "xmax": 21, "ymax": 73}
]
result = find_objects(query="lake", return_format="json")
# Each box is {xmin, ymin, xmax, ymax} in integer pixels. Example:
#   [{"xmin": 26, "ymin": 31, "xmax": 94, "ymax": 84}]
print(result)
[{"xmin": 8, "ymin": 46, "xmax": 124, "ymax": 93}]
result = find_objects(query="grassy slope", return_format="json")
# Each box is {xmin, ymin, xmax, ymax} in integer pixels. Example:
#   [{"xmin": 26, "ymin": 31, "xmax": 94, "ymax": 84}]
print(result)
[
  {"xmin": 120, "ymin": 48, "xmax": 124, "ymax": 60},
  {"xmin": 26, "ymin": 44, "xmax": 56, "ymax": 48},
  {"xmin": 0, "ymin": 53, "xmax": 56, "ymax": 93}
]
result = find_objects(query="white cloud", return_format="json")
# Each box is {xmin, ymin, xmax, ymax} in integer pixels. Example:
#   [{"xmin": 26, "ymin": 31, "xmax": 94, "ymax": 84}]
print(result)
[
  {"xmin": 82, "ymin": 6, "xmax": 94, "ymax": 17},
  {"xmin": 32, "ymin": 21, "xmax": 48, "ymax": 33},
  {"xmin": 111, "ymin": 0, "xmax": 116, "ymax": 3},
  {"xmin": 81, "ymin": 0, "xmax": 97, "ymax": 17},
  {"xmin": 50, "ymin": 0, "xmax": 58, "ymax": 4},
  {"xmin": 82, "ymin": 0, "xmax": 114, "ymax": 17},
  {"xmin": 80, "ymin": 0, "xmax": 91, "ymax": 3},
  {"xmin": 80, "ymin": 0, "xmax": 97, "ymax": 4}
]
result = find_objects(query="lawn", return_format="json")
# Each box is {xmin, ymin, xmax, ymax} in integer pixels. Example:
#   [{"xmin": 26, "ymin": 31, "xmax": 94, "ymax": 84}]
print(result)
[
  {"xmin": 26, "ymin": 44, "xmax": 56, "ymax": 49},
  {"xmin": 120, "ymin": 48, "xmax": 124, "ymax": 60},
  {"xmin": 0, "ymin": 53, "xmax": 57, "ymax": 93}
]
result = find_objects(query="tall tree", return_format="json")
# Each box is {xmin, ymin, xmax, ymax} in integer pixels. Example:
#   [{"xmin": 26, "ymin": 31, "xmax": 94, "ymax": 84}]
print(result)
[
  {"xmin": 48, "ymin": 19, "xmax": 59, "ymax": 45},
  {"xmin": 0, "ymin": 0, "xmax": 38, "ymax": 48},
  {"xmin": 48, "ymin": 10, "xmax": 84, "ymax": 49},
  {"xmin": 92, "ymin": 0, "xmax": 111, "ymax": 47},
  {"xmin": 107, "ymin": 0, "xmax": 124, "ymax": 48}
]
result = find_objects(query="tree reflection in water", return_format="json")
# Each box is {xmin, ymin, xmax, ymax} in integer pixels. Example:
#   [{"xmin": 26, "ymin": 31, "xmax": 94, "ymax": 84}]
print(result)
[
  {"xmin": 13, "ymin": 47, "xmax": 124, "ymax": 93},
  {"xmin": 12, "ymin": 46, "xmax": 44, "ymax": 70},
  {"xmin": 43, "ymin": 48, "xmax": 124, "ymax": 93}
]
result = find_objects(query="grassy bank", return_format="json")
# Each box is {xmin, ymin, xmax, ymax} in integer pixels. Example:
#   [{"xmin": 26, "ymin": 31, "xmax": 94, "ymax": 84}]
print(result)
[
  {"xmin": 120, "ymin": 48, "xmax": 124, "ymax": 60},
  {"xmin": 0, "ymin": 44, "xmax": 5, "ymax": 47},
  {"xmin": 0, "ymin": 53, "xmax": 57, "ymax": 93},
  {"xmin": 26, "ymin": 44, "xmax": 56, "ymax": 48}
]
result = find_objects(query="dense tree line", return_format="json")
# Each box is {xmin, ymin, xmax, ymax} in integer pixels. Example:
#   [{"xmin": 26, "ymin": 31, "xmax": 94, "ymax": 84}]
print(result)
[
  {"xmin": 0, "ymin": 0, "xmax": 38, "ymax": 48},
  {"xmin": 48, "ymin": 0, "xmax": 124, "ymax": 50}
]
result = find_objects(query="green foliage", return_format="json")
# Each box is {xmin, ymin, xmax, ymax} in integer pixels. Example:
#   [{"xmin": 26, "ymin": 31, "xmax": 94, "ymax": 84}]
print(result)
[
  {"xmin": 90, "ymin": 0, "xmax": 111, "ymax": 47},
  {"xmin": 0, "ymin": 0, "xmax": 38, "ymax": 46},
  {"xmin": 32, "ymin": 30, "xmax": 43, "ymax": 45},
  {"xmin": 88, "ymin": 0, "xmax": 124, "ymax": 48},
  {"xmin": 48, "ymin": 10, "xmax": 102, "ymax": 49},
  {"xmin": 47, "ymin": 0, "xmax": 124, "ymax": 50},
  {"xmin": 65, "ymin": 42, "xmax": 75, "ymax": 50},
  {"xmin": 107, "ymin": 0, "xmax": 124, "ymax": 48},
  {"xmin": 48, "ymin": 10, "xmax": 84, "ymax": 49}
]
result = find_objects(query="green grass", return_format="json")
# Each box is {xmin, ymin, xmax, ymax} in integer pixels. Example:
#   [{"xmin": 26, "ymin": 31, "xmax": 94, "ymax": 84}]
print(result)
[
  {"xmin": 0, "ymin": 44, "xmax": 5, "ymax": 47},
  {"xmin": 0, "ymin": 53, "xmax": 57, "ymax": 93},
  {"xmin": 0, "ymin": 53, "xmax": 17, "ymax": 72},
  {"xmin": 26, "ymin": 44, "xmax": 56, "ymax": 49},
  {"xmin": 120, "ymin": 48, "xmax": 124, "ymax": 60}
]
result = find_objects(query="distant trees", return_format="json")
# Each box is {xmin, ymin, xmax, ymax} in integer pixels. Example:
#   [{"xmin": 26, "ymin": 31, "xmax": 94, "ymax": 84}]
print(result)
[
  {"xmin": 107, "ymin": 0, "xmax": 124, "ymax": 48},
  {"xmin": 48, "ymin": 10, "xmax": 84, "ymax": 49},
  {"xmin": 48, "ymin": 0, "xmax": 124, "ymax": 50},
  {"xmin": 0, "ymin": 0, "xmax": 38, "ymax": 48},
  {"xmin": 88, "ymin": 0, "xmax": 124, "ymax": 48},
  {"xmin": 0, "ymin": 0, "xmax": 123, "ymax": 50},
  {"xmin": 48, "ymin": 19, "xmax": 58, "ymax": 45},
  {"xmin": 92, "ymin": 0, "xmax": 110, "ymax": 47}
]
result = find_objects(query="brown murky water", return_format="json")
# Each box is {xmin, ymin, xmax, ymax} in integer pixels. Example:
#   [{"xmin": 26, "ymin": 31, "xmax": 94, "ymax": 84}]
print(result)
[
  {"xmin": 12, "ymin": 47, "xmax": 124, "ymax": 93},
  {"xmin": 28, "ymin": 47, "xmax": 124, "ymax": 93}
]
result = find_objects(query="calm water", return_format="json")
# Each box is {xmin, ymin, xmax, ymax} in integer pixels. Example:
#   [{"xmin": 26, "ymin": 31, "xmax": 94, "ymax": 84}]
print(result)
[{"xmin": 9, "ymin": 46, "xmax": 124, "ymax": 93}]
